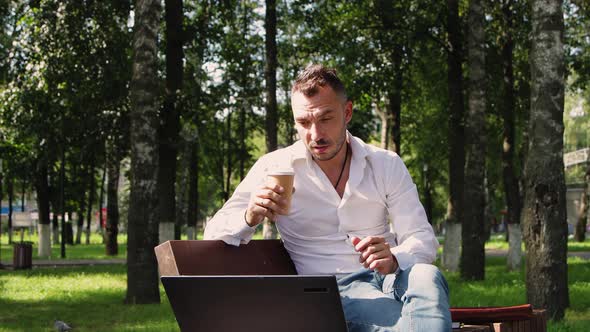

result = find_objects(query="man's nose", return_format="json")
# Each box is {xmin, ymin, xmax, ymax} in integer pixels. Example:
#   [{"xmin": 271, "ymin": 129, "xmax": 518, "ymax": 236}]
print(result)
[{"xmin": 309, "ymin": 122, "xmax": 322, "ymax": 141}]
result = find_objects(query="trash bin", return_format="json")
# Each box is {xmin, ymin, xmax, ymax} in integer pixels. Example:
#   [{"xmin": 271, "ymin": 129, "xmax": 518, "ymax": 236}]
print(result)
[{"xmin": 13, "ymin": 242, "xmax": 33, "ymax": 270}]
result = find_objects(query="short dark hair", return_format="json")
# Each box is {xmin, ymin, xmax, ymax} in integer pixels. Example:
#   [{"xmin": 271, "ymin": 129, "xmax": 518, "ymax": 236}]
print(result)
[{"xmin": 292, "ymin": 64, "xmax": 347, "ymax": 100}]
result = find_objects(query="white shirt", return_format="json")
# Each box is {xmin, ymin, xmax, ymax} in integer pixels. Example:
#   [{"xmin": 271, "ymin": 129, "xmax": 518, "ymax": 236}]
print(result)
[{"xmin": 204, "ymin": 133, "xmax": 438, "ymax": 275}]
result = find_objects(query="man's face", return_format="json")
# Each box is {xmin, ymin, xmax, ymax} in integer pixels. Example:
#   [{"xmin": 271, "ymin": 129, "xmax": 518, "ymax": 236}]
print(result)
[{"xmin": 291, "ymin": 85, "xmax": 352, "ymax": 161}]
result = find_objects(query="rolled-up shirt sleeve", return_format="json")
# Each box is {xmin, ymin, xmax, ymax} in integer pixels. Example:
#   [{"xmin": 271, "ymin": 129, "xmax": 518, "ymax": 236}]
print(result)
[
  {"xmin": 385, "ymin": 155, "xmax": 439, "ymax": 271},
  {"xmin": 203, "ymin": 156, "xmax": 270, "ymax": 246}
]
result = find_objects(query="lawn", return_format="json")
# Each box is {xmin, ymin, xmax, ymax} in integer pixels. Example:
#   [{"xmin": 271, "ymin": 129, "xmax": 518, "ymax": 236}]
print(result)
[
  {"xmin": 1, "ymin": 232, "xmax": 589, "ymax": 331},
  {"xmin": 0, "ymin": 265, "xmax": 177, "ymax": 332},
  {"xmin": 0, "ymin": 232, "xmax": 127, "ymax": 263},
  {"xmin": 483, "ymin": 234, "xmax": 590, "ymax": 252},
  {"xmin": 445, "ymin": 256, "xmax": 590, "ymax": 332}
]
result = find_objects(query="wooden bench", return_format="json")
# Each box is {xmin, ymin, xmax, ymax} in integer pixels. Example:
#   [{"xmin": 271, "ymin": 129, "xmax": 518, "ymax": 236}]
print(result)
[{"xmin": 155, "ymin": 240, "xmax": 546, "ymax": 332}]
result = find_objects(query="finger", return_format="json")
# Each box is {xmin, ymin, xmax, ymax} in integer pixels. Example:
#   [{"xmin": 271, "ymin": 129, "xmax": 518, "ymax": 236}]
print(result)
[
  {"xmin": 360, "ymin": 243, "xmax": 390, "ymax": 261},
  {"xmin": 369, "ymin": 258, "xmax": 394, "ymax": 274},
  {"xmin": 257, "ymin": 189, "xmax": 284, "ymax": 206},
  {"xmin": 246, "ymin": 204, "xmax": 267, "ymax": 225},
  {"xmin": 265, "ymin": 183, "xmax": 285, "ymax": 194},
  {"xmin": 349, "ymin": 236, "xmax": 362, "ymax": 247},
  {"xmin": 252, "ymin": 204, "xmax": 277, "ymax": 223},
  {"xmin": 255, "ymin": 196, "xmax": 284, "ymax": 214},
  {"xmin": 354, "ymin": 236, "xmax": 384, "ymax": 252},
  {"xmin": 359, "ymin": 247, "xmax": 390, "ymax": 264},
  {"xmin": 264, "ymin": 207, "xmax": 277, "ymax": 222}
]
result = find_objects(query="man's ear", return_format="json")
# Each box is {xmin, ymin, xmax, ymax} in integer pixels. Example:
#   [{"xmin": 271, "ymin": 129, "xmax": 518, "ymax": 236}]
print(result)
[{"xmin": 344, "ymin": 101, "xmax": 353, "ymax": 124}]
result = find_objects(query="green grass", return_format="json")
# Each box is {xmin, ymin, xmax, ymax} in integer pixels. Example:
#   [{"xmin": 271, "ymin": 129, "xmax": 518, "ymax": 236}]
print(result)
[
  {"xmin": 1, "ymin": 232, "xmax": 127, "ymax": 263},
  {"xmin": 1, "ymin": 230, "xmax": 588, "ymax": 331},
  {"xmin": 0, "ymin": 265, "xmax": 178, "ymax": 332},
  {"xmin": 444, "ymin": 256, "xmax": 590, "ymax": 332},
  {"xmin": 0, "ymin": 255, "xmax": 588, "ymax": 331},
  {"xmin": 1, "ymin": 228, "xmax": 268, "ymax": 263},
  {"xmin": 436, "ymin": 234, "xmax": 590, "ymax": 252}
]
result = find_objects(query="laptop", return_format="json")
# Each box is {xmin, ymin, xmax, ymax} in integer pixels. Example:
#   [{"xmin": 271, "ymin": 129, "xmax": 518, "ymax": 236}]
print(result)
[{"xmin": 161, "ymin": 275, "xmax": 349, "ymax": 332}]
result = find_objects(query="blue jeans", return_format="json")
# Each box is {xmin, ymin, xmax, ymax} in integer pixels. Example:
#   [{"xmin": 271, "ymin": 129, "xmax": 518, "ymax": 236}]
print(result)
[{"xmin": 337, "ymin": 264, "xmax": 451, "ymax": 332}]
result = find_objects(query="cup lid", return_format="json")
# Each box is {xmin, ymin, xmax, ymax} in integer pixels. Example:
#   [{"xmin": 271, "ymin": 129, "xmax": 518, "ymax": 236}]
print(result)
[{"xmin": 268, "ymin": 169, "xmax": 295, "ymax": 176}]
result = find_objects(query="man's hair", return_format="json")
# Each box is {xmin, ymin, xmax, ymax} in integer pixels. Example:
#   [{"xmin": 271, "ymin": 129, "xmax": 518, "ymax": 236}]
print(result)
[{"xmin": 292, "ymin": 64, "xmax": 348, "ymax": 100}]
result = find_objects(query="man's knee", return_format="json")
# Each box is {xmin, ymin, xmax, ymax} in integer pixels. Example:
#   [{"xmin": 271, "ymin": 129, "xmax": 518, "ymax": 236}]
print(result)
[{"xmin": 407, "ymin": 264, "xmax": 448, "ymax": 293}]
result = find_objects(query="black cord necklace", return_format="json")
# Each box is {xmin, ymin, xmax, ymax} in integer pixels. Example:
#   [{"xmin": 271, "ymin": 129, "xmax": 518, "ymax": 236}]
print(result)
[{"xmin": 334, "ymin": 143, "xmax": 349, "ymax": 189}]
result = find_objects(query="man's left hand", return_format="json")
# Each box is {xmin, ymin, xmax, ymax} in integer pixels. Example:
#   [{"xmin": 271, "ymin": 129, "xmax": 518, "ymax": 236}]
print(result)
[{"xmin": 350, "ymin": 236, "xmax": 398, "ymax": 275}]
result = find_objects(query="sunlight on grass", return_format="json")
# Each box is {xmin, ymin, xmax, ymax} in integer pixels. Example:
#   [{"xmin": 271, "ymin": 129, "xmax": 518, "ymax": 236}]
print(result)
[
  {"xmin": 0, "ymin": 234, "xmax": 588, "ymax": 331},
  {"xmin": 442, "ymin": 256, "xmax": 589, "ymax": 331},
  {"xmin": 438, "ymin": 234, "xmax": 590, "ymax": 252},
  {"xmin": 0, "ymin": 232, "xmax": 127, "ymax": 262},
  {"xmin": 0, "ymin": 265, "xmax": 178, "ymax": 332}
]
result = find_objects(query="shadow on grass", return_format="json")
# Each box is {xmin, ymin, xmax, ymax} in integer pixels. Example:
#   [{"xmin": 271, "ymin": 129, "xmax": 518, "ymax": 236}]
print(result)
[
  {"xmin": 441, "ymin": 256, "xmax": 590, "ymax": 332},
  {"xmin": 0, "ymin": 291, "xmax": 178, "ymax": 332},
  {"xmin": 0, "ymin": 265, "xmax": 178, "ymax": 332}
]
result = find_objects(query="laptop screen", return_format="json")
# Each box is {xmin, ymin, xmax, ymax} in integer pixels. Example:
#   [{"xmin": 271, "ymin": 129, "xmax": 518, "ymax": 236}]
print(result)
[{"xmin": 162, "ymin": 275, "xmax": 348, "ymax": 332}]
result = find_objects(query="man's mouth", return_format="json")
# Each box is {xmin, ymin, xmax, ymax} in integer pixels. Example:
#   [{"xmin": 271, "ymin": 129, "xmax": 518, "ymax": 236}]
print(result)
[{"xmin": 313, "ymin": 145, "xmax": 329, "ymax": 153}]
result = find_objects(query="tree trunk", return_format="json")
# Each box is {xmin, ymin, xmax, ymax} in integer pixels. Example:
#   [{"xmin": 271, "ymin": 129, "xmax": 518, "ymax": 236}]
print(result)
[
  {"xmin": 523, "ymin": 0, "xmax": 568, "ymax": 319},
  {"xmin": 52, "ymin": 213, "xmax": 59, "ymax": 245},
  {"xmin": 574, "ymin": 164, "xmax": 589, "ymax": 242},
  {"xmin": 461, "ymin": 0, "xmax": 486, "ymax": 281},
  {"xmin": 126, "ymin": 0, "xmax": 162, "ymax": 305},
  {"xmin": 285, "ymin": 70, "xmax": 295, "ymax": 146},
  {"xmin": 59, "ymin": 143, "xmax": 66, "ymax": 258},
  {"xmin": 176, "ymin": 136, "xmax": 189, "ymax": 239},
  {"xmin": 35, "ymin": 156, "xmax": 52, "ymax": 257},
  {"xmin": 375, "ymin": 0, "xmax": 402, "ymax": 155},
  {"xmin": 423, "ymin": 166, "xmax": 433, "ymax": 224},
  {"xmin": 224, "ymin": 112, "xmax": 233, "ymax": 202},
  {"xmin": 484, "ymin": 174, "xmax": 493, "ymax": 241},
  {"xmin": 158, "ymin": 0, "xmax": 184, "ymax": 244},
  {"xmin": 265, "ymin": 0, "xmax": 278, "ymax": 154},
  {"xmin": 442, "ymin": 221, "xmax": 461, "ymax": 271},
  {"xmin": 507, "ymin": 223, "xmax": 522, "ymax": 268},
  {"xmin": 262, "ymin": 220, "xmax": 278, "ymax": 240},
  {"xmin": 376, "ymin": 101, "xmax": 389, "ymax": 150},
  {"xmin": 98, "ymin": 155, "xmax": 107, "ymax": 239},
  {"xmin": 501, "ymin": 0, "xmax": 523, "ymax": 270},
  {"xmin": 387, "ymin": 47, "xmax": 403, "ymax": 155},
  {"xmin": 85, "ymin": 159, "xmax": 96, "ymax": 244},
  {"xmin": 75, "ymin": 176, "xmax": 86, "ymax": 245},
  {"xmin": 76, "ymin": 163, "xmax": 90, "ymax": 245},
  {"xmin": 238, "ymin": 3, "xmax": 249, "ymax": 180},
  {"xmin": 184, "ymin": 2, "xmax": 207, "ymax": 241},
  {"xmin": 187, "ymin": 140, "xmax": 199, "ymax": 240},
  {"xmin": 106, "ymin": 153, "xmax": 121, "ymax": 256},
  {"xmin": 7, "ymin": 175, "xmax": 13, "ymax": 244},
  {"xmin": 21, "ymin": 178, "xmax": 26, "ymax": 212},
  {"xmin": 442, "ymin": 0, "xmax": 465, "ymax": 272}
]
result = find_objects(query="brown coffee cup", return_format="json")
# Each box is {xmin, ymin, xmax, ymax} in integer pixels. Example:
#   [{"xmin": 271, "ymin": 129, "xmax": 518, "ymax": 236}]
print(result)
[{"xmin": 266, "ymin": 169, "xmax": 295, "ymax": 214}]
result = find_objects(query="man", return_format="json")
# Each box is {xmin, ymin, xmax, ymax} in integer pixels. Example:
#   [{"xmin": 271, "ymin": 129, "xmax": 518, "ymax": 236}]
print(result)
[{"xmin": 205, "ymin": 64, "xmax": 451, "ymax": 331}]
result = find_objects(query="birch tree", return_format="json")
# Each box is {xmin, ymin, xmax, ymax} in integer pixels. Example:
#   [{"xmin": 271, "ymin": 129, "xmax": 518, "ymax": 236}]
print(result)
[
  {"xmin": 523, "ymin": 0, "xmax": 569, "ymax": 319},
  {"xmin": 461, "ymin": 0, "xmax": 486, "ymax": 280},
  {"xmin": 126, "ymin": 0, "xmax": 161, "ymax": 305}
]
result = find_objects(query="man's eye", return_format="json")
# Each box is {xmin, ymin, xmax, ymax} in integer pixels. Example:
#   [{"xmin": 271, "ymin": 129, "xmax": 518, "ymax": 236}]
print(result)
[{"xmin": 321, "ymin": 118, "xmax": 332, "ymax": 122}]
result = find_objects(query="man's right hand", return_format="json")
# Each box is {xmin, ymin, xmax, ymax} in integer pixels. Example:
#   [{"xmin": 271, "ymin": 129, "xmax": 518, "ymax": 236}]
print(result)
[{"xmin": 245, "ymin": 184, "xmax": 288, "ymax": 227}]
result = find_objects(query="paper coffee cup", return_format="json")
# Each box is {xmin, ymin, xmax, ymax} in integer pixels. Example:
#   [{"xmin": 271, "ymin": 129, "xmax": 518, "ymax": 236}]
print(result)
[{"xmin": 266, "ymin": 169, "xmax": 295, "ymax": 214}]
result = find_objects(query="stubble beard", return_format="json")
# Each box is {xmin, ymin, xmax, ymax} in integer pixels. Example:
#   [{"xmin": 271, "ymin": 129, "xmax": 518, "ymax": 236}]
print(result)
[{"xmin": 309, "ymin": 126, "xmax": 347, "ymax": 161}]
